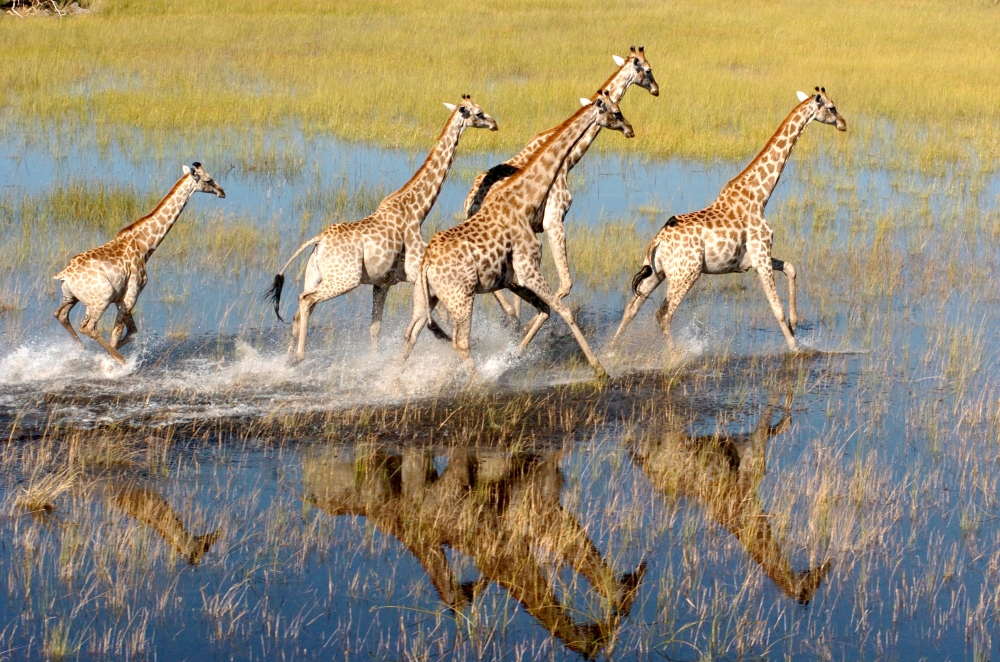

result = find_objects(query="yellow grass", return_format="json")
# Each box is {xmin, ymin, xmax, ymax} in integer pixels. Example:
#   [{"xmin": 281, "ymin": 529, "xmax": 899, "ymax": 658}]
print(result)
[{"xmin": 2, "ymin": 0, "xmax": 1000, "ymax": 166}]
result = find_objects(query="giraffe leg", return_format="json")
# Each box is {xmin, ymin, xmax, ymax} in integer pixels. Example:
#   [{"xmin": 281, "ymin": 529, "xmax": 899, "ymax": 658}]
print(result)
[
  {"xmin": 449, "ymin": 300, "xmax": 476, "ymax": 379},
  {"xmin": 654, "ymin": 268, "xmax": 700, "ymax": 354},
  {"xmin": 114, "ymin": 311, "xmax": 138, "ymax": 350},
  {"xmin": 513, "ymin": 263, "xmax": 606, "ymax": 379},
  {"xmin": 506, "ymin": 285, "xmax": 549, "ymax": 351},
  {"xmin": 771, "ymin": 257, "xmax": 797, "ymax": 332},
  {"xmin": 54, "ymin": 293, "xmax": 83, "ymax": 348},
  {"xmin": 370, "ymin": 284, "xmax": 390, "ymax": 353},
  {"xmin": 492, "ymin": 290, "xmax": 520, "ymax": 326},
  {"xmin": 609, "ymin": 266, "xmax": 665, "ymax": 349},
  {"xmin": 79, "ymin": 302, "xmax": 126, "ymax": 364},
  {"xmin": 754, "ymin": 258, "xmax": 797, "ymax": 351},
  {"xmin": 541, "ymin": 176, "xmax": 573, "ymax": 301}
]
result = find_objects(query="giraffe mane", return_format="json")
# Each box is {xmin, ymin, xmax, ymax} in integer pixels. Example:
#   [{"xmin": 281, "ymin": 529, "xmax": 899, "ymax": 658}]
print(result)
[
  {"xmin": 115, "ymin": 175, "xmax": 188, "ymax": 237},
  {"xmin": 589, "ymin": 57, "xmax": 633, "ymax": 102},
  {"xmin": 506, "ymin": 102, "xmax": 594, "ymax": 178},
  {"xmin": 725, "ymin": 100, "xmax": 812, "ymax": 188}
]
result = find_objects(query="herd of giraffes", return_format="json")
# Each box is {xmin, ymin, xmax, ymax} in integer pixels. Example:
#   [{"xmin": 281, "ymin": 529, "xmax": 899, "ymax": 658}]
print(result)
[{"xmin": 51, "ymin": 47, "xmax": 846, "ymax": 376}]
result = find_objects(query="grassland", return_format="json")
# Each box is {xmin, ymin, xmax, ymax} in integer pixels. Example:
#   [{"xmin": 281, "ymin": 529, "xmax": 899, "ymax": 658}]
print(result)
[{"xmin": 2, "ymin": 0, "xmax": 1000, "ymax": 166}]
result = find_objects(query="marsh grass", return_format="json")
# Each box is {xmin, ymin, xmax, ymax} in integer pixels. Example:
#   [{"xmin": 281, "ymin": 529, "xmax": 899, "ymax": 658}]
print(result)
[{"xmin": 3, "ymin": 0, "xmax": 1000, "ymax": 169}]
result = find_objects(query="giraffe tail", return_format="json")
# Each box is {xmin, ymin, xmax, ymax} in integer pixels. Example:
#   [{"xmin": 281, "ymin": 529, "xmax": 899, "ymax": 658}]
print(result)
[
  {"xmin": 264, "ymin": 236, "xmax": 321, "ymax": 322},
  {"xmin": 630, "ymin": 244, "xmax": 658, "ymax": 296}
]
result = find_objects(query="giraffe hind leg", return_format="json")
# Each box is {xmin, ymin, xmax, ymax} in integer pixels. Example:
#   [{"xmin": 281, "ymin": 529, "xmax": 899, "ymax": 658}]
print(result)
[
  {"xmin": 54, "ymin": 294, "xmax": 84, "ymax": 348},
  {"xmin": 112, "ymin": 307, "xmax": 139, "ymax": 350},
  {"xmin": 79, "ymin": 302, "xmax": 126, "ymax": 365}
]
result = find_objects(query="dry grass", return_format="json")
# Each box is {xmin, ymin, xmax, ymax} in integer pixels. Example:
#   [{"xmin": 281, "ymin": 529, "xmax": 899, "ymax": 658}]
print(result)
[{"xmin": 1, "ymin": 0, "xmax": 1000, "ymax": 167}]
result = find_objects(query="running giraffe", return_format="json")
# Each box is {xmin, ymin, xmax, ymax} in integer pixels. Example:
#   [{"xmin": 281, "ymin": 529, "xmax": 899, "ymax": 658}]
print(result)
[
  {"xmin": 266, "ymin": 96, "xmax": 497, "ymax": 361},
  {"xmin": 54, "ymin": 163, "xmax": 225, "ymax": 364},
  {"xmin": 466, "ymin": 47, "xmax": 658, "ymax": 322},
  {"xmin": 612, "ymin": 88, "xmax": 846, "ymax": 353},
  {"xmin": 403, "ymin": 91, "xmax": 633, "ymax": 380}
]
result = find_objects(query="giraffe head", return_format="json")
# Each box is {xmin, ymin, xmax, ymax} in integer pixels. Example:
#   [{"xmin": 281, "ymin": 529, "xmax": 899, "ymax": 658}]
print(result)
[
  {"xmin": 613, "ymin": 45, "xmax": 659, "ymax": 97},
  {"xmin": 582, "ymin": 90, "xmax": 635, "ymax": 138},
  {"xmin": 443, "ymin": 95, "xmax": 498, "ymax": 131},
  {"xmin": 182, "ymin": 162, "xmax": 226, "ymax": 198},
  {"xmin": 797, "ymin": 87, "xmax": 846, "ymax": 132}
]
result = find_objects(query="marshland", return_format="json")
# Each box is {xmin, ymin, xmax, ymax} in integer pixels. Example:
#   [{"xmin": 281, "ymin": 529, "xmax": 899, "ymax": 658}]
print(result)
[{"xmin": 2, "ymin": 0, "xmax": 1000, "ymax": 659}]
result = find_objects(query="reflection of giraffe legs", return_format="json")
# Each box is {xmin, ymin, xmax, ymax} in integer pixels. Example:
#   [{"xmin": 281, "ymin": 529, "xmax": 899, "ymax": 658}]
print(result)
[
  {"xmin": 109, "ymin": 484, "xmax": 220, "ymax": 565},
  {"xmin": 479, "ymin": 552, "xmax": 611, "ymax": 660}
]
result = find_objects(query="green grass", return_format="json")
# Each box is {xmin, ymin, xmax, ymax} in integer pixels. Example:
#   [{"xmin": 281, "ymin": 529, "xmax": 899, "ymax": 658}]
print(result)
[{"xmin": 2, "ymin": 0, "xmax": 1000, "ymax": 166}]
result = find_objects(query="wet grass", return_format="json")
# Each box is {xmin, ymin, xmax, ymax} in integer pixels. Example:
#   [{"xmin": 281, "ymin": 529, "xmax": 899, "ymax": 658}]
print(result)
[{"xmin": 2, "ymin": 0, "xmax": 1000, "ymax": 167}]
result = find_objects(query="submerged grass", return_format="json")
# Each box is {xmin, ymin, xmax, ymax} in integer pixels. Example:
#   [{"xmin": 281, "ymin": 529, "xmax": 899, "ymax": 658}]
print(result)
[{"xmin": 2, "ymin": 0, "xmax": 1000, "ymax": 167}]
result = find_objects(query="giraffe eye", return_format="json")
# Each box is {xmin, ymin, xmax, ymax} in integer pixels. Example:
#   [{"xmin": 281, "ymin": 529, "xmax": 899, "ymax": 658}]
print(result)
[
  {"xmin": 613, "ymin": 111, "xmax": 624, "ymax": 120},
  {"xmin": 476, "ymin": 111, "xmax": 485, "ymax": 119}
]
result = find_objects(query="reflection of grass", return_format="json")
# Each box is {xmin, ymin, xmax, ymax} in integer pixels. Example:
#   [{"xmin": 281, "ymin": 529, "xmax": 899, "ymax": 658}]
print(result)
[{"xmin": 3, "ymin": 0, "xmax": 1000, "ymax": 166}]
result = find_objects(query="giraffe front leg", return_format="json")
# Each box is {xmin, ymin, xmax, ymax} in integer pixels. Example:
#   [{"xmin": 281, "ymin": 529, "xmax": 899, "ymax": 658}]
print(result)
[
  {"xmin": 370, "ymin": 284, "xmax": 390, "ymax": 353},
  {"xmin": 754, "ymin": 258, "xmax": 797, "ymax": 351},
  {"xmin": 771, "ymin": 257, "xmax": 797, "ymax": 332},
  {"xmin": 542, "ymin": 180, "xmax": 573, "ymax": 301},
  {"xmin": 514, "ymin": 263, "xmax": 606, "ymax": 380},
  {"xmin": 507, "ymin": 285, "xmax": 550, "ymax": 351}
]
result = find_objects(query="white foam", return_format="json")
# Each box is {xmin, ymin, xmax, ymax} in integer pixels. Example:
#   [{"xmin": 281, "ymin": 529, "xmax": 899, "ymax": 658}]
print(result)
[{"xmin": 0, "ymin": 338, "xmax": 139, "ymax": 384}]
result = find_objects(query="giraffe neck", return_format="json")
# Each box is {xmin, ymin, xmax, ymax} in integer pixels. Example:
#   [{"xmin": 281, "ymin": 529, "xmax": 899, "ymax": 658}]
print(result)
[
  {"xmin": 119, "ymin": 175, "xmax": 198, "ymax": 261},
  {"xmin": 504, "ymin": 59, "xmax": 637, "ymax": 171},
  {"xmin": 558, "ymin": 59, "xmax": 638, "ymax": 172},
  {"xmin": 598, "ymin": 56, "xmax": 638, "ymax": 104},
  {"xmin": 397, "ymin": 112, "xmax": 466, "ymax": 223},
  {"xmin": 502, "ymin": 105, "xmax": 599, "ymax": 221},
  {"xmin": 723, "ymin": 102, "xmax": 816, "ymax": 210}
]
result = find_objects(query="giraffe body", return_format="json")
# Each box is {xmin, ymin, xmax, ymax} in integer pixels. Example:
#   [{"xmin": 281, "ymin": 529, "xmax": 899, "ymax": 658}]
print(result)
[
  {"xmin": 403, "ymin": 91, "xmax": 634, "ymax": 380},
  {"xmin": 464, "ymin": 47, "xmax": 658, "ymax": 320},
  {"xmin": 612, "ymin": 89, "xmax": 846, "ymax": 353},
  {"xmin": 266, "ymin": 97, "xmax": 497, "ymax": 361},
  {"xmin": 53, "ymin": 163, "xmax": 225, "ymax": 364}
]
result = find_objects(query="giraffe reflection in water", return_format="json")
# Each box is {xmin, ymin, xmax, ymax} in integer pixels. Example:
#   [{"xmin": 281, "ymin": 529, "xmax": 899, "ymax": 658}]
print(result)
[
  {"xmin": 66, "ymin": 478, "xmax": 221, "ymax": 566},
  {"xmin": 629, "ymin": 389, "xmax": 830, "ymax": 604},
  {"xmin": 303, "ymin": 447, "xmax": 645, "ymax": 659}
]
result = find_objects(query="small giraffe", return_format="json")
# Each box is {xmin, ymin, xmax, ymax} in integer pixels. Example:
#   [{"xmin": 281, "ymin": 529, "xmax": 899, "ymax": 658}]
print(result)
[
  {"xmin": 611, "ymin": 88, "xmax": 846, "ymax": 353},
  {"xmin": 266, "ymin": 96, "xmax": 497, "ymax": 361},
  {"xmin": 53, "ymin": 163, "xmax": 225, "ymax": 364},
  {"xmin": 403, "ymin": 91, "xmax": 634, "ymax": 380},
  {"xmin": 465, "ymin": 47, "xmax": 658, "ymax": 322}
]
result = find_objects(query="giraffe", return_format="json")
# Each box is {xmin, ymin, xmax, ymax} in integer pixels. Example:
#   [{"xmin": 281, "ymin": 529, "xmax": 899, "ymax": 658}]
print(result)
[
  {"xmin": 303, "ymin": 446, "xmax": 646, "ymax": 659},
  {"xmin": 403, "ymin": 91, "xmax": 634, "ymax": 380},
  {"xmin": 265, "ymin": 96, "xmax": 497, "ymax": 361},
  {"xmin": 53, "ymin": 163, "xmax": 225, "ymax": 364},
  {"xmin": 611, "ymin": 88, "xmax": 846, "ymax": 354},
  {"xmin": 465, "ymin": 47, "xmax": 658, "ymax": 322},
  {"xmin": 628, "ymin": 388, "xmax": 831, "ymax": 604}
]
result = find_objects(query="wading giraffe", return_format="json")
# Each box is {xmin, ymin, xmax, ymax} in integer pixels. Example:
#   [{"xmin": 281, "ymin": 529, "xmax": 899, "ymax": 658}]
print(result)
[
  {"xmin": 403, "ymin": 91, "xmax": 634, "ymax": 380},
  {"xmin": 629, "ymin": 388, "xmax": 830, "ymax": 604},
  {"xmin": 53, "ymin": 163, "xmax": 225, "ymax": 364},
  {"xmin": 303, "ymin": 446, "xmax": 646, "ymax": 659},
  {"xmin": 266, "ymin": 96, "xmax": 497, "ymax": 361},
  {"xmin": 465, "ymin": 47, "xmax": 658, "ymax": 321},
  {"xmin": 611, "ymin": 88, "xmax": 846, "ymax": 353}
]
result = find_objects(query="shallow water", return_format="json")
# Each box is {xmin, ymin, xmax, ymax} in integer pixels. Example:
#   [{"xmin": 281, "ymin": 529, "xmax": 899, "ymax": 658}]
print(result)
[{"xmin": 2, "ymin": 131, "xmax": 1000, "ymax": 660}]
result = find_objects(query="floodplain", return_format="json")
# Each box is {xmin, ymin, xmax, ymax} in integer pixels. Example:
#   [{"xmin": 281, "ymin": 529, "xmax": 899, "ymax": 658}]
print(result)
[{"xmin": 3, "ymin": 1, "xmax": 1000, "ymax": 660}]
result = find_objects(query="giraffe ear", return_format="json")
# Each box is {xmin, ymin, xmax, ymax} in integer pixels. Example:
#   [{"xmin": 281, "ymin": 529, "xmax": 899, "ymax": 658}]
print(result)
[
  {"xmin": 182, "ymin": 164, "xmax": 191, "ymax": 175},
  {"xmin": 580, "ymin": 98, "xmax": 593, "ymax": 107},
  {"xmin": 612, "ymin": 55, "xmax": 626, "ymax": 66},
  {"xmin": 443, "ymin": 102, "xmax": 457, "ymax": 112},
  {"xmin": 796, "ymin": 91, "xmax": 810, "ymax": 102}
]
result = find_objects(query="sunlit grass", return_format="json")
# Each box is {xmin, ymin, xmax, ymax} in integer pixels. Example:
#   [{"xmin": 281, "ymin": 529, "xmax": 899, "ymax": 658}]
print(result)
[{"xmin": 2, "ymin": 0, "xmax": 1000, "ymax": 167}]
